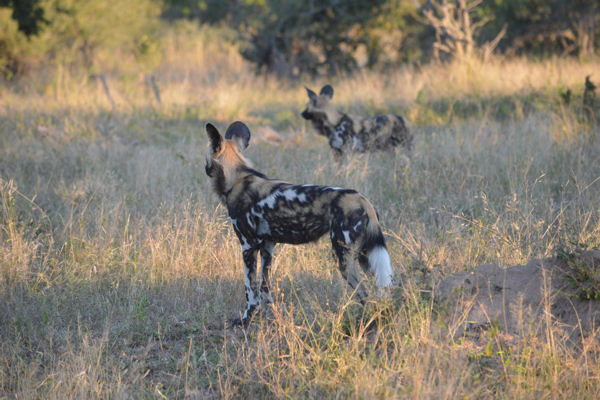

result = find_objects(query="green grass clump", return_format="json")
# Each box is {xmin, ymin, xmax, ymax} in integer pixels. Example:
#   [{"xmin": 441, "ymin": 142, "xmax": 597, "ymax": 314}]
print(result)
[{"xmin": 557, "ymin": 240, "xmax": 600, "ymax": 301}]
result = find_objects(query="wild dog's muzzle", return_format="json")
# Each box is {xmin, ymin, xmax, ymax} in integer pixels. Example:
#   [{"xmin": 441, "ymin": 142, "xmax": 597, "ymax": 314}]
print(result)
[{"xmin": 301, "ymin": 109, "xmax": 312, "ymax": 120}]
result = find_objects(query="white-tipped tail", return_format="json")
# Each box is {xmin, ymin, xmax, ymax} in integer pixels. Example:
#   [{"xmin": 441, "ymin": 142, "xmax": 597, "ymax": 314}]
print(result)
[{"xmin": 368, "ymin": 246, "xmax": 393, "ymax": 287}]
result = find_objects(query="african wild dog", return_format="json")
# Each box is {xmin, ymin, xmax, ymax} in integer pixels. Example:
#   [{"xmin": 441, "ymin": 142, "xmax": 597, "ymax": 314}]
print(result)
[
  {"xmin": 205, "ymin": 121, "xmax": 394, "ymax": 326},
  {"xmin": 301, "ymin": 84, "xmax": 413, "ymax": 158}
]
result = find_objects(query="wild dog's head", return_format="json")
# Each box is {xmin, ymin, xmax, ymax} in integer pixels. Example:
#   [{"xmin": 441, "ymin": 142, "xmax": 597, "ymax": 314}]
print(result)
[
  {"xmin": 205, "ymin": 121, "xmax": 252, "ymax": 199},
  {"xmin": 301, "ymin": 85, "xmax": 342, "ymax": 136}
]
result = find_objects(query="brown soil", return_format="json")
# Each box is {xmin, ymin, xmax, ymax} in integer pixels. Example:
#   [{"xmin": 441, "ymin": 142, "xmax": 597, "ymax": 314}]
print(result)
[{"xmin": 436, "ymin": 250, "xmax": 600, "ymax": 342}]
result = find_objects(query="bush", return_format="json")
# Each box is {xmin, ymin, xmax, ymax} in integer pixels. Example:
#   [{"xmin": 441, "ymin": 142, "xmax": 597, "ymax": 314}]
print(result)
[{"xmin": 0, "ymin": 0, "xmax": 162, "ymax": 79}]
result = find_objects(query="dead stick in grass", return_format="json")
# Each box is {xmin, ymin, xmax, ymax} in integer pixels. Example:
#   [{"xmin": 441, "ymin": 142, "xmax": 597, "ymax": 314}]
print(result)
[{"xmin": 90, "ymin": 74, "xmax": 116, "ymax": 112}]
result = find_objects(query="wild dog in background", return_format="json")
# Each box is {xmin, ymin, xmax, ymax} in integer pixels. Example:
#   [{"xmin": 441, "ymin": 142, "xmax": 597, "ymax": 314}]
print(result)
[
  {"xmin": 205, "ymin": 121, "xmax": 394, "ymax": 327},
  {"xmin": 301, "ymin": 84, "xmax": 413, "ymax": 158}
]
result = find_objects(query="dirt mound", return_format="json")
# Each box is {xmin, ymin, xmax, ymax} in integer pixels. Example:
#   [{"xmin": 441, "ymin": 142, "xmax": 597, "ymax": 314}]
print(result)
[
  {"xmin": 437, "ymin": 250, "xmax": 600, "ymax": 341},
  {"xmin": 254, "ymin": 126, "xmax": 285, "ymax": 145}
]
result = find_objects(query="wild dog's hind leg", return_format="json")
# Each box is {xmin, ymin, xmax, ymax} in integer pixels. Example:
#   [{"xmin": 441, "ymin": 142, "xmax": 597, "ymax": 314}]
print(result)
[
  {"xmin": 259, "ymin": 241, "xmax": 275, "ymax": 306},
  {"xmin": 330, "ymin": 216, "xmax": 368, "ymax": 301},
  {"xmin": 358, "ymin": 253, "xmax": 370, "ymax": 275},
  {"xmin": 333, "ymin": 245, "xmax": 368, "ymax": 301}
]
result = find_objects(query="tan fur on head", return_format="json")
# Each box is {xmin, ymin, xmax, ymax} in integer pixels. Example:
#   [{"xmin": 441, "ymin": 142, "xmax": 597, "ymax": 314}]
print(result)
[
  {"xmin": 304, "ymin": 94, "xmax": 343, "ymax": 127},
  {"xmin": 205, "ymin": 124, "xmax": 253, "ymax": 198}
]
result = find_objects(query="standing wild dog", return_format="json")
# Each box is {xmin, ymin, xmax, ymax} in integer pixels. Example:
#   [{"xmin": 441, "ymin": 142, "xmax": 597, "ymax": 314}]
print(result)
[
  {"xmin": 301, "ymin": 84, "xmax": 413, "ymax": 158},
  {"xmin": 205, "ymin": 121, "xmax": 394, "ymax": 326}
]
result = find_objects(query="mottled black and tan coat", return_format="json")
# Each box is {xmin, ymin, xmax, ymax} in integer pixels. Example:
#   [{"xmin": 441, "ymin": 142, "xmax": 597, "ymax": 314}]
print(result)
[
  {"xmin": 205, "ymin": 121, "xmax": 394, "ymax": 326},
  {"xmin": 301, "ymin": 85, "xmax": 413, "ymax": 157}
]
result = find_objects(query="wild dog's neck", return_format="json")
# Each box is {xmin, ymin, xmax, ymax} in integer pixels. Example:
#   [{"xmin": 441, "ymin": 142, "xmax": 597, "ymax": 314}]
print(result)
[
  {"xmin": 334, "ymin": 114, "xmax": 353, "ymax": 130},
  {"xmin": 314, "ymin": 111, "xmax": 345, "ymax": 138},
  {"xmin": 326, "ymin": 108, "xmax": 344, "ymax": 127},
  {"xmin": 221, "ymin": 166, "xmax": 268, "ymax": 202}
]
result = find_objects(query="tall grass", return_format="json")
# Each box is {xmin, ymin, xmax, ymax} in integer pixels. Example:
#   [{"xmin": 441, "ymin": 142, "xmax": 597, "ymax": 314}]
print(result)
[{"xmin": 1, "ymin": 26, "xmax": 600, "ymax": 398}]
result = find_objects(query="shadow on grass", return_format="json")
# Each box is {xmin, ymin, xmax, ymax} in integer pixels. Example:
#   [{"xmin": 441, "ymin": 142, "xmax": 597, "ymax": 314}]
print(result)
[{"xmin": 0, "ymin": 264, "xmax": 412, "ymax": 397}]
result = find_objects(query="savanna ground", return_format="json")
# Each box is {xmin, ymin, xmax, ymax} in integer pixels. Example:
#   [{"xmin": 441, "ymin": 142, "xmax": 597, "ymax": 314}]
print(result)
[{"xmin": 1, "ymin": 29, "xmax": 600, "ymax": 398}]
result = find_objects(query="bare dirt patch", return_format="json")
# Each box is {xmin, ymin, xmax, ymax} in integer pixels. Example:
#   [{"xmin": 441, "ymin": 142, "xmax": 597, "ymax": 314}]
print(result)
[{"xmin": 437, "ymin": 250, "xmax": 600, "ymax": 342}]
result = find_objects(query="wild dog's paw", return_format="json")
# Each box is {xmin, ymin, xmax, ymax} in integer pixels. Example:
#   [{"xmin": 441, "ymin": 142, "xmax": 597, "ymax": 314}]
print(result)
[
  {"xmin": 260, "ymin": 291, "xmax": 274, "ymax": 305},
  {"xmin": 228, "ymin": 316, "xmax": 252, "ymax": 329}
]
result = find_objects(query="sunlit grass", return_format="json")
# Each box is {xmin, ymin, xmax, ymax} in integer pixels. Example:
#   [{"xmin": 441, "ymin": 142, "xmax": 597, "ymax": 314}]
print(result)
[{"xmin": 1, "ymin": 26, "xmax": 600, "ymax": 398}]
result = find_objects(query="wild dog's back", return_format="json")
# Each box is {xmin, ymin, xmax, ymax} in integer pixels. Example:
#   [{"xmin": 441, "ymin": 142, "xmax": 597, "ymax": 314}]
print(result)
[
  {"xmin": 231, "ymin": 181, "xmax": 355, "ymax": 245},
  {"xmin": 358, "ymin": 114, "xmax": 412, "ymax": 151}
]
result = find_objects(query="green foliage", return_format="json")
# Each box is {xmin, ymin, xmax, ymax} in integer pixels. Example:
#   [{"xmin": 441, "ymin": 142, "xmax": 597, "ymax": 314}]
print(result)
[
  {"xmin": 238, "ymin": 0, "xmax": 390, "ymax": 77},
  {"xmin": 0, "ymin": 9, "xmax": 28, "ymax": 79},
  {"xmin": 565, "ymin": 257, "xmax": 600, "ymax": 301},
  {"xmin": 161, "ymin": 0, "xmax": 242, "ymax": 22},
  {"xmin": 0, "ymin": 0, "xmax": 162, "ymax": 79},
  {"xmin": 37, "ymin": 0, "xmax": 162, "ymax": 69},
  {"xmin": 2, "ymin": 0, "xmax": 600, "ymax": 79},
  {"xmin": 375, "ymin": 0, "xmax": 433, "ymax": 64},
  {"xmin": 161, "ymin": 0, "xmax": 599, "ymax": 75},
  {"xmin": 0, "ymin": 0, "xmax": 46, "ymax": 36},
  {"xmin": 480, "ymin": 0, "xmax": 598, "ymax": 57},
  {"xmin": 0, "ymin": 0, "xmax": 48, "ymax": 78},
  {"xmin": 557, "ymin": 239, "xmax": 600, "ymax": 301},
  {"xmin": 162, "ymin": 0, "xmax": 426, "ymax": 76}
]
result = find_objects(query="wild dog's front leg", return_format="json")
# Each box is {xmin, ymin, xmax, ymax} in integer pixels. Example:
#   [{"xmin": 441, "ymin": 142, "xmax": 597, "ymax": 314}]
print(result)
[
  {"xmin": 231, "ymin": 246, "xmax": 260, "ymax": 327},
  {"xmin": 329, "ymin": 137, "xmax": 344, "ymax": 162},
  {"xmin": 331, "ymin": 148, "xmax": 343, "ymax": 164},
  {"xmin": 259, "ymin": 241, "xmax": 275, "ymax": 305}
]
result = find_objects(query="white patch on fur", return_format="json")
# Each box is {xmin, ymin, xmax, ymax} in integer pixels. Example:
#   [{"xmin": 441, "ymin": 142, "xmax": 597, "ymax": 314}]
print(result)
[
  {"xmin": 246, "ymin": 213, "xmax": 256, "ymax": 229},
  {"xmin": 258, "ymin": 192, "xmax": 278, "ymax": 209},
  {"xmin": 352, "ymin": 136, "xmax": 364, "ymax": 152},
  {"xmin": 243, "ymin": 260, "xmax": 260, "ymax": 320},
  {"xmin": 280, "ymin": 188, "xmax": 308, "ymax": 203},
  {"xmin": 331, "ymin": 133, "xmax": 343, "ymax": 149},
  {"xmin": 244, "ymin": 267, "xmax": 258, "ymax": 305},
  {"xmin": 241, "ymin": 236, "xmax": 251, "ymax": 251},
  {"xmin": 342, "ymin": 230, "xmax": 351, "ymax": 244},
  {"xmin": 282, "ymin": 189, "xmax": 297, "ymax": 201},
  {"xmin": 368, "ymin": 246, "xmax": 393, "ymax": 287},
  {"xmin": 257, "ymin": 220, "xmax": 271, "ymax": 235},
  {"xmin": 331, "ymin": 120, "xmax": 349, "ymax": 149},
  {"xmin": 280, "ymin": 189, "xmax": 292, "ymax": 200},
  {"xmin": 352, "ymin": 220, "xmax": 362, "ymax": 231}
]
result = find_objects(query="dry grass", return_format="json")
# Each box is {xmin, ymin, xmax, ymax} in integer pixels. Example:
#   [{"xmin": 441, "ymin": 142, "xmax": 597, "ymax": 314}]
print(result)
[{"xmin": 1, "ymin": 26, "xmax": 600, "ymax": 398}]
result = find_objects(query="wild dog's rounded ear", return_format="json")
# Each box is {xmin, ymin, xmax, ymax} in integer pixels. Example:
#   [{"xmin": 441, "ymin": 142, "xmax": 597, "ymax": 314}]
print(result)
[
  {"xmin": 206, "ymin": 123, "xmax": 222, "ymax": 152},
  {"xmin": 225, "ymin": 121, "xmax": 251, "ymax": 150},
  {"xmin": 319, "ymin": 84, "xmax": 334, "ymax": 99},
  {"xmin": 305, "ymin": 87, "xmax": 318, "ymax": 100}
]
